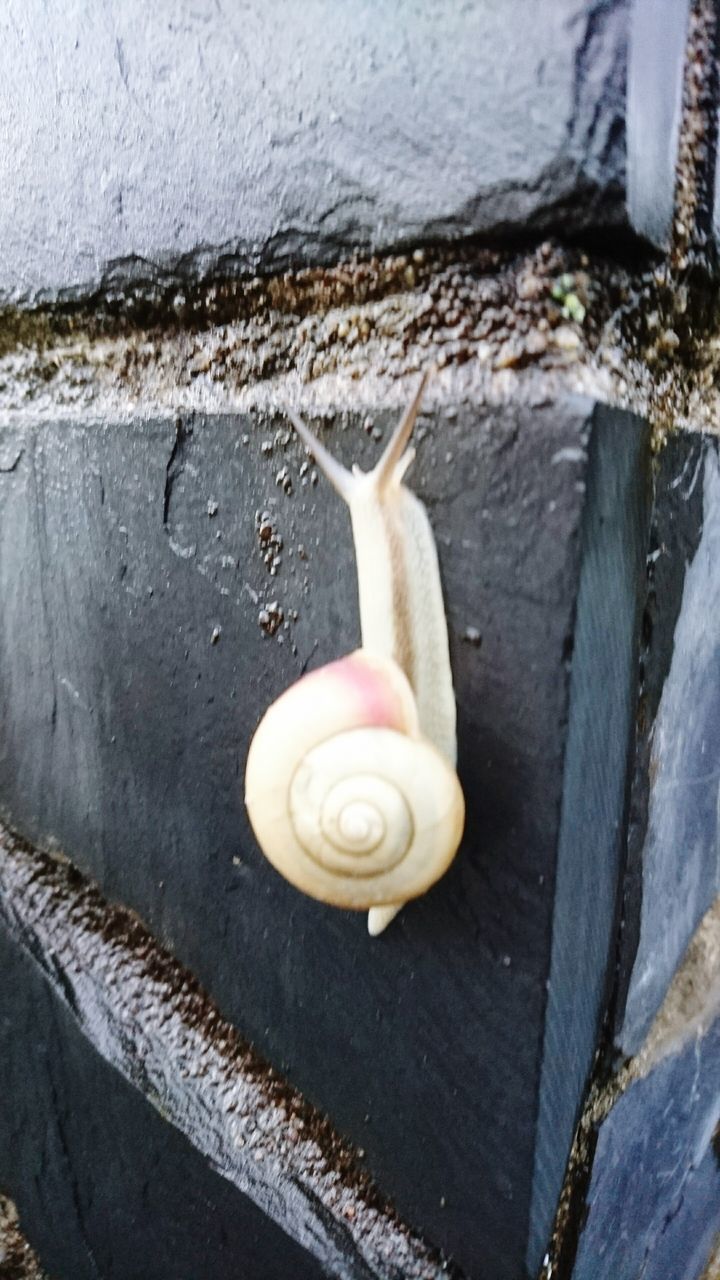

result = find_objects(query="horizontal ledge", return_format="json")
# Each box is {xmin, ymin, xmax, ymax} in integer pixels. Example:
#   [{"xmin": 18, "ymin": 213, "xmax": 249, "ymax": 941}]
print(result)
[{"xmin": 0, "ymin": 822, "xmax": 461, "ymax": 1280}]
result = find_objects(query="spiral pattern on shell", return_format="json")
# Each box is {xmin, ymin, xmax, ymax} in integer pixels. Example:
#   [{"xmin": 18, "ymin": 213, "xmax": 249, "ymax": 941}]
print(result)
[{"xmin": 244, "ymin": 651, "xmax": 464, "ymax": 910}]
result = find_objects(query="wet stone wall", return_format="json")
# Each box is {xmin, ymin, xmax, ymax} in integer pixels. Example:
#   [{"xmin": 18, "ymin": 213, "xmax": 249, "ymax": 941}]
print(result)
[{"xmin": 2, "ymin": 3, "xmax": 720, "ymax": 1280}]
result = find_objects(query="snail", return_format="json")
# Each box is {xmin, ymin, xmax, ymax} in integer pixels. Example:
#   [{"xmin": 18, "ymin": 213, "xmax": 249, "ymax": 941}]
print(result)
[{"xmin": 244, "ymin": 375, "xmax": 464, "ymax": 934}]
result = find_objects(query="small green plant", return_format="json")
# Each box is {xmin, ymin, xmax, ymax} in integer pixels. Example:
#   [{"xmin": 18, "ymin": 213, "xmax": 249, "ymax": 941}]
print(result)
[{"xmin": 551, "ymin": 273, "xmax": 586, "ymax": 324}]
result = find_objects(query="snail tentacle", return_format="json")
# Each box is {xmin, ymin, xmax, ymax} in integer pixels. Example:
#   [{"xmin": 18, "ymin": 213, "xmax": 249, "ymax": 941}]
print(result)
[
  {"xmin": 371, "ymin": 371, "xmax": 428, "ymax": 494},
  {"xmin": 283, "ymin": 405, "xmax": 357, "ymax": 502}
]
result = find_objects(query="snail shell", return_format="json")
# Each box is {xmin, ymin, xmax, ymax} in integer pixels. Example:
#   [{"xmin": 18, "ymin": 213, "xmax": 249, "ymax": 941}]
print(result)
[{"xmin": 245, "ymin": 650, "xmax": 464, "ymax": 910}]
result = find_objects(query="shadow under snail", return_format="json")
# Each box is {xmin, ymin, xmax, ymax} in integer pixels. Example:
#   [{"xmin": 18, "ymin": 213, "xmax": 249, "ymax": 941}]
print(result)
[{"xmin": 244, "ymin": 374, "xmax": 465, "ymax": 934}]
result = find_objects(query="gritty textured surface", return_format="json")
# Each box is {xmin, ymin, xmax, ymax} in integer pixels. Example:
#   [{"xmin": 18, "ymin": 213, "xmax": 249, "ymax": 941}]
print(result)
[
  {"xmin": 0, "ymin": 0, "xmax": 629, "ymax": 305},
  {"xmin": 0, "ymin": 242, "xmax": 634, "ymax": 431},
  {"xmin": 670, "ymin": 0, "xmax": 719, "ymax": 267},
  {"xmin": 0, "ymin": 829, "xmax": 453, "ymax": 1280},
  {"xmin": 620, "ymin": 439, "xmax": 720, "ymax": 1054},
  {"xmin": 0, "ymin": 1198, "xmax": 48, "ymax": 1280},
  {"xmin": 0, "ymin": 398, "xmax": 651, "ymax": 1277},
  {"xmin": 4, "ymin": 232, "xmax": 720, "ymax": 451},
  {"xmin": 0, "ymin": 241, "xmax": 622, "ymax": 407},
  {"xmin": 0, "ymin": 243, "xmax": 621, "ymax": 412}
]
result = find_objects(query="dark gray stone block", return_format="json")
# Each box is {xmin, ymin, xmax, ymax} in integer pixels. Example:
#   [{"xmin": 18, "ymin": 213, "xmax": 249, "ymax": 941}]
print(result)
[
  {"xmin": 571, "ymin": 1014, "xmax": 720, "ymax": 1280},
  {"xmin": 0, "ymin": 926, "xmax": 325, "ymax": 1280},
  {"xmin": 527, "ymin": 405, "xmax": 650, "ymax": 1270},
  {"xmin": 567, "ymin": 431, "xmax": 720, "ymax": 1278},
  {"xmin": 0, "ymin": 0, "xmax": 630, "ymax": 306},
  {"xmin": 618, "ymin": 436, "xmax": 720, "ymax": 1055},
  {"xmin": 0, "ymin": 828, "xmax": 454, "ymax": 1280},
  {"xmin": 0, "ymin": 397, "xmax": 650, "ymax": 1276}
]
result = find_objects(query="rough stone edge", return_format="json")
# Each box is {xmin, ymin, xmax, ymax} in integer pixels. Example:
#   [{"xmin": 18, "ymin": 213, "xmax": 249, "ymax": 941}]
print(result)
[
  {"xmin": 0, "ymin": 824, "xmax": 462, "ymax": 1280},
  {"xmin": 609, "ymin": 431, "xmax": 708, "ymax": 1050},
  {"xmin": 618, "ymin": 439, "xmax": 720, "ymax": 1052},
  {"xmin": 699, "ymin": 1234, "xmax": 720, "ymax": 1280},
  {"xmin": 0, "ymin": 0, "xmax": 631, "ymax": 315},
  {"xmin": 627, "ymin": 0, "xmax": 691, "ymax": 248},
  {"xmin": 672, "ymin": 0, "xmax": 720, "ymax": 269},
  {"xmin": 0, "ymin": 1197, "xmax": 49, "ymax": 1280},
  {"xmin": 543, "ymin": 887, "xmax": 720, "ymax": 1278}
]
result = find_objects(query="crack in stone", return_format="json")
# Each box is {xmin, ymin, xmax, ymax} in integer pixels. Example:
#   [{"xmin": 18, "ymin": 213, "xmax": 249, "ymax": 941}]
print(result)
[
  {"xmin": 46, "ymin": 1033, "xmax": 101, "ymax": 1280},
  {"xmin": 0, "ymin": 446, "xmax": 22, "ymax": 473},
  {"xmin": 162, "ymin": 415, "xmax": 186, "ymax": 528}
]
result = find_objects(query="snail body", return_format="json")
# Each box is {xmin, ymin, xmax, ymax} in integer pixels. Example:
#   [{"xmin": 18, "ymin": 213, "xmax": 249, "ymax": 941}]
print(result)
[{"xmin": 245, "ymin": 376, "xmax": 464, "ymax": 934}]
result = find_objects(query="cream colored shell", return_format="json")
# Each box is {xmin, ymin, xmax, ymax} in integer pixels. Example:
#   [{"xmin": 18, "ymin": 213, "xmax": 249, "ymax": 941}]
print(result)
[{"xmin": 245, "ymin": 651, "xmax": 464, "ymax": 910}]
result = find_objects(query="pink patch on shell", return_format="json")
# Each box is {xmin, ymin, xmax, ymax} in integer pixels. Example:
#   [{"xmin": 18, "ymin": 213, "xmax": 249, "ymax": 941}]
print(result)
[{"xmin": 302, "ymin": 655, "xmax": 404, "ymax": 729}]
